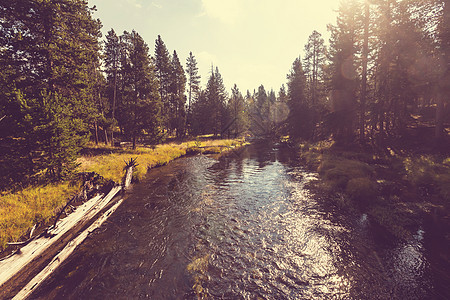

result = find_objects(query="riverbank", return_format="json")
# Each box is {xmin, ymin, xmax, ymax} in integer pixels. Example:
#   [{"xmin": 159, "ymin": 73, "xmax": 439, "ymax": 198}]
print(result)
[
  {"xmin": 294, "ymin": 139, "xmax": 450, "ymax": 239},
  {"xmin": 0, "ymin": 138, "xmax": 248, "ymax": 252}
]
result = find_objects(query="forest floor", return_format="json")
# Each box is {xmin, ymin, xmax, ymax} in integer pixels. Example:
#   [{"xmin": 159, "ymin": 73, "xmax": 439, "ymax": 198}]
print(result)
[
  {"xmin": 0, "ymin": 137, "xmax": 248, "ymax": 254},
  {"xmin": 294, "ymin": 130, "xmax": 450, "ymax": 240}
]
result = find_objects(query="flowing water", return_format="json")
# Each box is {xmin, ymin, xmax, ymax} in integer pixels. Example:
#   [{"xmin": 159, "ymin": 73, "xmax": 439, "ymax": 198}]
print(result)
[{"xmin": 32, "ymin": 141, "xmax": 449, "ymax": 299}]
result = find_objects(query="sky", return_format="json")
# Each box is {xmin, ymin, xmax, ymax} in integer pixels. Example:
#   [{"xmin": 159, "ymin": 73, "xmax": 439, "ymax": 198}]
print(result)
[{"xmin": 88, "ymin": 0, "xmax": 339, "ymax": 95}]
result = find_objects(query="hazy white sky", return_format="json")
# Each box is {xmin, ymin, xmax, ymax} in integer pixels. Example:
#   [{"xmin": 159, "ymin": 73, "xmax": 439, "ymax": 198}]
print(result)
[{"xmin": 89, "ymin": 0, "xmax": 339, "ymax": 94}]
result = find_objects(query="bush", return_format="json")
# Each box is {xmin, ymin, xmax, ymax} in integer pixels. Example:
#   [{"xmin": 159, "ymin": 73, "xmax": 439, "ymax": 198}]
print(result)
[
  {"xmin": 346, "ymin": 177, "xmax": 378, "ymax": 202},
  {"xmin": 318, "ymin": 156, "xmax": 374, "ymax": 190}
]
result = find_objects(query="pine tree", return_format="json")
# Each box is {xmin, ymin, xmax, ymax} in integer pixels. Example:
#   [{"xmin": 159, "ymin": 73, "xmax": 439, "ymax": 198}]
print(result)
[
  {"xmin": 0, "ymin": 0, "xmax": 102, "ymax": 183},
  {"xmin": 286, "ymin": 57, "xmax": 311, "ymax": 139},
  {"xmin": 190, "ymin": 90, "xmax": 209, "ymax": 135},
  {"xmin": 185, "ymin": 52, "xmax": 201, "ymax": 133},
  {"xmin": 228, "ymin": 84, "xmax": 249, "ymax": 137},
  {"xmin": 274, "ymin": 84, "xmax": 290, "ymax": 127},
  {"xmin": 120, "ymin": 30, "xmax": 161, "ymax": 149},
  {"xmin": 204, "ymin": 66, "xmax": 227, "ymax": 136},
  {"xmin": 303, "ymin": 30, "xmax": 326, "ymax": 106},
  {"xmin": 154, "ymin": 35, "xmax": 171, "ymax": 132},
  {"xmin": 104, "ymin": 28, "xmax": 121, "ymax": 146},
  {"xmin": 327, "ymin": 0, "xmax": 360, "ymax": 144},
  {"xmin": 169, "ymin": 50, "xmax": 186, "ymax": 137}
]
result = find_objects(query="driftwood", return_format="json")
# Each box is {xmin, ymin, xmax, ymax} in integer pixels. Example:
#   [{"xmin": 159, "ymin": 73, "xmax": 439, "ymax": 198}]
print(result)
[
  {"xmin": 123, "ymin": 158, "xmax": 138, "ymax": 189},
  {"xmin": 52, "ymin": 172, "xmax": 115, "ymax": 229},
  {"xmin": 0, "ymin": 186, "xmax": 121, "ymax": 289},
  {"xmin": 2, "ymin": 159, "xmax": 137, "ymax": 298},
  {"xmin": 13, "ymin": 199, "xmax": 124, "ymax": 300}
]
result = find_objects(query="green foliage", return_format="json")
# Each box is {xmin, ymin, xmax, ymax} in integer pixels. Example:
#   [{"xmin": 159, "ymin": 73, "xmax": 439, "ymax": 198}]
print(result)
[
  {"xmin": 168, "ymin": 50, "xmax": 187, "ymax": 136},
  {"xmin": 119, "ymin": 30, "xmax": 162, "ymax": 148},
  {"xmin": 0, "ymin": 0, "xmax": 101, "ymax": 185},
  {"xmin": 186, "ymin": 51, "xmax": 201, "ymax": 134},
  {"xmin": 191, "ymin": 67, "xmax": 228, "ymax": 136},
  {"xmin": 286, "ymin": 57, "xmax": 313, "ymax": 139},
  {"xmin": 154, "ymin": 35, "xmax": 171, "ymax": 131}
]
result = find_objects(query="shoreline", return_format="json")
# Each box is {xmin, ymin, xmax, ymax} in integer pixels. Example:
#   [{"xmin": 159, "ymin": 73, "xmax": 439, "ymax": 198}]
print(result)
[{"xmin": 0, "ymin": 138, "xmax": 249, "ymax": 298}]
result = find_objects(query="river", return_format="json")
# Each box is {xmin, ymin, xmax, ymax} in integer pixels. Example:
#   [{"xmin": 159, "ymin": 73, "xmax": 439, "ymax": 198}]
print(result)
[{"xmin": 31, "ymin": 141, "xmax": 449, "ymax": 299}]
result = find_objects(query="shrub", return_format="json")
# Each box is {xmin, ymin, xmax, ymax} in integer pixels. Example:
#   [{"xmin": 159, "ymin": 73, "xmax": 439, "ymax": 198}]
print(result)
[
  {"xmin": 318, "ymin": 156, "xmax": 374, "ymax": 190},
  {"xmin": 346, "ymin": 177, "xmax": 378, "ymax": 202}
]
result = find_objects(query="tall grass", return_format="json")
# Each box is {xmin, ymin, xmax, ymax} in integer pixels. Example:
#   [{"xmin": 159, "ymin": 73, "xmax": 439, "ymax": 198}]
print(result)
[
  {"xmin": 78, "ymin": 139, "xmax": 247, "ymax": 183},
  {"xmin": 0, "ymin": 182, "xmax": 79, "ymax": 250},
  {"xmin": 0, "ymin": 138, "xmax": 247, "ymax": 252}
]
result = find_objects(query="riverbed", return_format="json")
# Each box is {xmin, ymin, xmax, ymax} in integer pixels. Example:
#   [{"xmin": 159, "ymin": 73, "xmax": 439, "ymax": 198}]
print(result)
[{"xmin": 31, "ymin": 141, "xmax": 449, "ymax": 299}]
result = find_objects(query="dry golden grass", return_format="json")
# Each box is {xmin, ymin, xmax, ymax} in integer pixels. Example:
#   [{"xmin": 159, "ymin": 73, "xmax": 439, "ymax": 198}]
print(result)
[
  {"xmin": 78, "ymin": 139, "xmax": 247, "ymax": 183},
  {"xmin": 0, "ymin": 182, "xmax": 79, "ymax": 250},
  {"xmin": 0, "ymin": 138, "xmax": 247, "ymax": 252}
]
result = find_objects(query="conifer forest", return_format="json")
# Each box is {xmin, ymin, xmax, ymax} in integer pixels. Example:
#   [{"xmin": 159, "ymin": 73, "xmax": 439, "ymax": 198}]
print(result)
[
  {"xmin": 1, "ymin": 0, "xmax": 449, "ymax": 188},
  {"xmin": 0, "ymin": 0, "xmax": 450, "ymax": 298}
]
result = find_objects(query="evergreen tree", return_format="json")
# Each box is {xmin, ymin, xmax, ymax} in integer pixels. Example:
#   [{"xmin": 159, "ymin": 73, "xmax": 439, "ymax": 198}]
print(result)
[
  {"xmin": 228, "ymin": 84, "xmax": 249, "ymax": 137},
  {"xmin": 185, "ymin": 51, "xmax": 201, "ymax": 134},
  {"xmin": 190, "ymin": 89, "xmax": 209, "ymax": 135},
  {"xmin": 104, "ymin": 28, "xmax": 121, "ymax": 145},
  {"xmin": 0, "ymin": 0, "xmax": 102, "ymax": 184},
  {"xmin": 286, "ymin": 57, "xmax": 311, "ymax": 139},
  {"xmin": 327, "ymin": 0, "xmax": 360, "ymax": 144},
  {"xmin": 169, "ymin": 50, "xmax": 186, "ymax": 137},
  {"xmin": 273, "ymin": 85, "xmax": 290, "ymax": 127},
  {"xmin": 204, "ymin": 66, "xmax": 227, "ymax": 136},
  {"xmin": 154, "ymin": 35, "xmax": 171, "ymax": 132},
  {"xmin": 120, "ymin": 30, "xmax": 161, "ymax": 149},
  {"xmin": 303, "ymin": 30, "xmax": 326, "ymax": 106}
]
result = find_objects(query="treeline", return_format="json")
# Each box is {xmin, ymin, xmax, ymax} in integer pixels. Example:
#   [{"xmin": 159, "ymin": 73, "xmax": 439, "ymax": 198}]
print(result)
[
  {"xmin": 1, "ymin": 0, "xmax": 449, "ymax": 189},
  {"xmin": 0, "ymin": 0, "xmax": 254, "ymax": 188},
  {"xmin": 281, "ymin": 0, "xmax": 450, "ymax": 145}
]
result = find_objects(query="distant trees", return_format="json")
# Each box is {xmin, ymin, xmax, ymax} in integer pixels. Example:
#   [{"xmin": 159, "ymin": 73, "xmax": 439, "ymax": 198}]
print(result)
[
  {"xmin": 286, "ymin": 57, "xmax": 312, "ymax": 139},
  {"xmin": 2, "ymin": 0, "xmax": 448, "ymax": 190},
  {"xmin": 200, "ymin": 67, "xmax": 228, "ymax": 136},
  {"xmin": 154, "ymin": 35, "xmax": 171, "ymax": 132},
  {"xmin": 168, "ymin": 50, "xmax": 186, "ymax": 137},
  {"xmin": 303, "ymin": 30, "xmax": 326, "ymax": 106},
  {"xmin": 228, "ymin": 84, "xmax": 249, "ymax": 138},
  {"xmin": 280, "ymin": 0, "xmax": 449, "ymax": 146}
]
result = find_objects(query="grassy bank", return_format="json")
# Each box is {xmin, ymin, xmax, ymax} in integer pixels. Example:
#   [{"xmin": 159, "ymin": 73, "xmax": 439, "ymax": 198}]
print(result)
[
  {"xmin": 0, "ymin": 138, "xmax": 247, "ymax": 251},
  {"xmin": 296, "ymin": 140, "xmax": 450, "ymax": 239}
]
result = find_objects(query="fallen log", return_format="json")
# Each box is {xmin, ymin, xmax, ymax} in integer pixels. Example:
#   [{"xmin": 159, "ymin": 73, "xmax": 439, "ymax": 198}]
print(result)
[
  {"xmin": 13, "ymin": 199, "xmax": 124, "ymax": 300},
  {"xmin": 0, "ymin": 186, "xmax": 121, "ymax": 289}
]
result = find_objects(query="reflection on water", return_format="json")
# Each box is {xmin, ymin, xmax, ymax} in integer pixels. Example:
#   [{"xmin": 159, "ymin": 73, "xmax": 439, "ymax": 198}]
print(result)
[{"xmin": 32, "ymin": 141, "xmax": 449, "ymax": 299}]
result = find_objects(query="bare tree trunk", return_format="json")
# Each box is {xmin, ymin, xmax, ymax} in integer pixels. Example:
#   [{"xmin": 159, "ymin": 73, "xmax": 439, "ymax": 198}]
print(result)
[
  {"xmin": 111, "ymin": 70, "xmax": 117, "ymax": 147},
  {"xmin": 104, "ymin": 129, "xmax": 109, "ymax": 145},
  {"xmin": 94, "ymin": 120, "xmax": 99, "ymax": 145}
]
